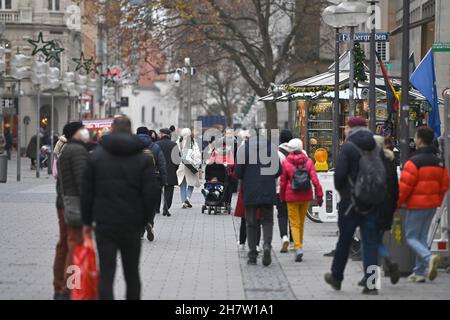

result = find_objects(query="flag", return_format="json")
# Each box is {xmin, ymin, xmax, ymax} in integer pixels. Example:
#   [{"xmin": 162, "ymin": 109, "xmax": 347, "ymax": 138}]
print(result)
[
  {"xmin": 410, "ymin": 49, "xmax": 441, "ymax": 138},
  {"xmin": 376, "ymin": 51, "xmax": 400, "ymax": 114}
]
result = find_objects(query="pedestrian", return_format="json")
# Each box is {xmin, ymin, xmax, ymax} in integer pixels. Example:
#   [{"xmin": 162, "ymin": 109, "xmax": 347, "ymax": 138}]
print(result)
[
  {"xmin": 398, "ymin": 127, "xmax": 449, "ymax": 283},
  {"xmin": 276, "ymin": 129, "xmax": 294, "ymax": 253},
  {"xmin": 157, "ymin": 128, "xmax": 180, "ymax": 217},
  {"xmin": 324, "ymin": 117, "xmax": 383, "ymax": 295},
  {"xmin": 4, "ymin": 125, "xmax": 13, "ymax": 160},
  {"xmin": 356, "ymin": 135, "xmax": 400, "ymax": 286},
  {"xmin": 149, "ymin": 129, "xmax": 159, "ymax": 143},
  {"xmin": 82, "ymin": 116, "xmax": 159, "ymax": 300},
  {"xmin": 137, "ymin": 127, "xmax": 167, "ymax": 242},
  {"xmin": 234, "ymin": 130, "xmax": 281, "ymax": 266},
  {"xmin": 177, "ymin": 128, "xmax": 202, "ymax": 209},
  {"xmin": 280, "ymin": 138, "xmax": 323, "ymax": 262},
  {"xmin": 54, "ymin": 121, "xmax": 89, "ymax": 300},
  {"xmin": 26, "ymin": 131, "xmax": 44, "ymax": 170}
]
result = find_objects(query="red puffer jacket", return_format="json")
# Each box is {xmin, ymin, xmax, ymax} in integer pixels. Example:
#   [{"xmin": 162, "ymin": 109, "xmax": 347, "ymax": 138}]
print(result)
[
  {"xmin": 280, "ymin": 152, "xmax": 323, "ymax": 203},
  {"xmin": 398, "ymin": 147, "xmax": 449, "ymax": 209}
]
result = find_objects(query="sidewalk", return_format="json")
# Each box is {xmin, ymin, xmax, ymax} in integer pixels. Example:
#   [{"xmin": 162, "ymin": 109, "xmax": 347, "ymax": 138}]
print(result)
[{"xmin": 0, "ymin": 155, "xmax": 449, "ymax": 299}]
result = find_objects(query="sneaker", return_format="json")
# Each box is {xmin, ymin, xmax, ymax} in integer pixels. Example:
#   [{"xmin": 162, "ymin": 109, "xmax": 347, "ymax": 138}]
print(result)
[
  {"xmin": 388, "ymin": 263, "xmax": 400, "ymax": 285},
  {"xmin": 238, "ymin": 244, "xmax": 246, "ymax": 251},
  {"xmin": 324, "ymin": 249, "xmax": 336, "ymax": 257},
  {"xmin": 247, "ymin": 258, "xmax": 257, "ymax": 265},
  {"xmin": 408, "ymin": 273, "xmax": 426, "ymax": 283},
  {"xmin": 145, "ymin": 224, "xmax": 154, "ymax": 242},
  {"xmin": 324, "ymin": 273, "xmax": 341, "ymax": 291},
  {"xmin": 262, "ymin": 247, "xmax": 272, "ymax": 267},
  {"xmin": 185, "ymin": 199, "xmax": 193, "ymax": 208},
  {"xmin": 280, "ymin": 236, "xmax": 289, "ymax": 253},
  {"xmin": 428, "ymin": 255, "xmax": 440, "ymax": 281},
  {"xmin": 182, "ymin": 203, "xmax": 188, "ymax": 209},
  {"xmin": 256, "ymin": 245, "xmax": 261, "ymax": 253},
  {"xmin": 295, "ymin": 253, "xmax": 303, "ymax": 263},
  {"xmin": 362, "ymin": 287, "xmax": 378, "ymax": 295}
]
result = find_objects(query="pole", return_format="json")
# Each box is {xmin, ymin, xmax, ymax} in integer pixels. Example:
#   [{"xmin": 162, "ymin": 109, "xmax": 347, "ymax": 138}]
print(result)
[
  {"xmin": 187, "ymin": 67, "xmax": 192, "ymax": 129},
  {"xmin": 368, "ymin": 1, "xmax": 378, "ymax": 132},
  {"xmin": 400, "ymin": 0, "xmax": 410, "ymax": 166},
  {"xmin": 49, "ymin": 93, "xmax": 54, "ymax": 175},
  {"xmin": 333, "ymin": 27, "xmax": 340, "ymax": 168},
  {"xmin": 16, "ymin": 80, "xmax": 21, "ymax": 182},
  {"xmin": 349, "ymin": 26, "xmax": 355, "ymax": 117},
  {"xmin": 36, "ymin": 86, "xmax": 40, "ymax": 178}
]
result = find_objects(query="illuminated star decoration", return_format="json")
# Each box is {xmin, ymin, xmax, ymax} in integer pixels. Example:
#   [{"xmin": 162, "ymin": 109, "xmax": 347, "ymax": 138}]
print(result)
[
  {"xmin": 43, "ymin": 41, "xmax": 65, "ymax": 63},
  {"xmin": 27, "ymin": 32, "xmax": 53, "ymax": 57},
  {"xmin": 72, "ymin": 52, "xmax": 97, "ymax": 73}
]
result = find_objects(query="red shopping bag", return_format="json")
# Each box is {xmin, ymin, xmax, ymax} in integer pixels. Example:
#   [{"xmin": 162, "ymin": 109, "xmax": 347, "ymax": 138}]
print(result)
[{"xmin": 71, "ymin": 236, "xmax": 98, "ymax": 300}]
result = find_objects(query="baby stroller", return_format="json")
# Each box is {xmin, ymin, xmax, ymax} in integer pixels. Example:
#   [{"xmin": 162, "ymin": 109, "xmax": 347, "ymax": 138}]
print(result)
[{"xmin": 201, "ymin": 163, "xmax": 232, "ymax": 215}]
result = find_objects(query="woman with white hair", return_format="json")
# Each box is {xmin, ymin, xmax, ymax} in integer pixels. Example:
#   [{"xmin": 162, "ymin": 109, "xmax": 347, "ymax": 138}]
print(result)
[{"xmin": 177, "ymin": 128, "xmax": 202, "ymax": 209}]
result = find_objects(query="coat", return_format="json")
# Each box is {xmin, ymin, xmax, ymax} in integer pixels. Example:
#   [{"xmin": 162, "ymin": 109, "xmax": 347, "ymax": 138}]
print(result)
[
  {"xmin": 157, "ymin": 137, "xmax": 180, "ymax": 186},
  {"xmin": 138, "ymin": 134, "xmax": 167, "ymax": 186},
  {"xmin": 176, "ymin": 138, "xmax": 202, "ymax": 188},
  {"xmin": 398, "ymin": 146, "xmax": 449, "ymax": 210},
  {"xmin": 378, "ymin": 149, "xmax": 399, "ymax": 230},
  {"xmin": 334, "ymin": 127, "xmax": 376, "ymax": 201},
  {"xmin": 58, "ymin": 140, "xmax": 89, "ymax": 197},
  {"xmin": 81, "ymin": 133, "xmax": 159, "ymax": 232},
  {"xmin": 26, "ymin": 135, "xmax": 44, "ymax": 160},
  {"xmin": 234, "ymin": 136, "xmax": 281, "ymax": 206},
  {"xmin": 280, "ymin": 152, "xmax": 323, "ymax": 203}
]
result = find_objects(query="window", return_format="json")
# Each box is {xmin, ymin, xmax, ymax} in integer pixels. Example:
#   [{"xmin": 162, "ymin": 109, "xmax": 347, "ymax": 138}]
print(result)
[
  {"xmin": 141, "ymin": 106, "xmax": 146, "ymax": 124},
  {"xmin": 0, "ymin": 0, "xmax": 12, "ymax": 10},
  {"xmin": 0, "ymin": 39, "xmax": 11, "ymax": 75},
  {"xmin": 48, "ymin": 0, "xmax": 60, "ymax": 11},
  {"xmin": 152, "ymin": 107, "xmax": 155, "ymax": 123}
]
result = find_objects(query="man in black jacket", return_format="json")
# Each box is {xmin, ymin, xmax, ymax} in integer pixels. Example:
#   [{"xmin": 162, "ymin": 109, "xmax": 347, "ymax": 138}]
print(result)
[
  {"xmin": 82, "ymin": 116, "xmax": 159, "ymax": 300},
  {"xmin": 324, "ymin": 117, "xmax": 380, "ymax": 295},
  {"xmin": 157, "ymin": 128, "xmax": 180, "ymax": 216},
  {"xmin": 234, "ymin": 131, "xmax": 281, "ymax": 267}
]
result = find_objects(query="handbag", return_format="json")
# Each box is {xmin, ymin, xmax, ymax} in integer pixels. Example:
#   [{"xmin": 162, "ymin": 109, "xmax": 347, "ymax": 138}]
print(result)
[
  {"xmin": 181, "ymin": 140, "xmax": 202, "ymax": 174},
  {"xmin": 58, "ymin": 160, "xmax": 83, "ymax": 227},
  {"xmin": 71, "ymin": 236, "xmax": 98, "ymax": 300}
]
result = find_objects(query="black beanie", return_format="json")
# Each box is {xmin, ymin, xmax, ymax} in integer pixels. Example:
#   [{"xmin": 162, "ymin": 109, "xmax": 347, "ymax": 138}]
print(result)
[
  {"xmin": 136, "ymin": 127, "xmax": 149, "ymax": 135},
  {"xmin": 63, "ymin": 122, "xmax": 84, "ymax": 140},
  {"xmin": 280, "ymin": 129, "xmax": 293, "ymax": 144}
]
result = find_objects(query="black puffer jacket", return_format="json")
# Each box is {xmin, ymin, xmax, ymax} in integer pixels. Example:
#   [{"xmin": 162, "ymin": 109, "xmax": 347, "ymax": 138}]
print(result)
[
  {"xmin": 157, "ymin": 137, "xmax": 180, "ymax": 186},
  {"xmin": 58, "ymin": 140, "xmax": 89, "ymax": 197},
  {"xmin": 81, "ymin": 133, "xmax": 159, "ymax": 232},
  {"xmin": 334, "ymin": 127, "xmax": 376, "ymax": 201},
  {"xmin": 378, "ymin": 149, "xmax": 399, "ymax": 230}
]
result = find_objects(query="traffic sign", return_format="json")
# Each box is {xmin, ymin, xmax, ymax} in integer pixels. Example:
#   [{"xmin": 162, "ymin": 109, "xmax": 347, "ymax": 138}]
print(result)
[{"xmin": 433, "ymin": 42, "xmax": 450, "ymax": 52}]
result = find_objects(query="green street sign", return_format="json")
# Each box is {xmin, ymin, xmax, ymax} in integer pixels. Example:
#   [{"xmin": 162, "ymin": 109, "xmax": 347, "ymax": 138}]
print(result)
[{"xmin": 433, "ymin": 42, "xmax": 450, "ymax": 52}]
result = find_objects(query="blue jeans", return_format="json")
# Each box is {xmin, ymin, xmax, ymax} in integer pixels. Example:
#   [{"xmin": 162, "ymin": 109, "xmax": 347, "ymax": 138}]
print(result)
[
  {"xmin": 180, "ymin": 178, "xmax": 194, "ymax": 203},
  {"xmin": 331, "ymin": 200, "xmax": 379, "ymax": 282},
  {"xmin": 405, "ymin": 208, "xmax": 436, "ymax": 276}
]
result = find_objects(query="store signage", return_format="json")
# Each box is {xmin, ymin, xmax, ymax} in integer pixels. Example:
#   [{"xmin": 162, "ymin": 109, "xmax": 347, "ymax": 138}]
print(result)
[
  {"xmin": 82, "ymin": 118, "xmax": 114, "ymax": 130},
  {"xmin": 0, "ymin": 98, "xmax": 17, "ymax": 115},
  {"xmin": 432, "ymin": 42, "xmax": 450, "ymax": 52},
  {"xmin": 339, "ymin": 32, "xmax": 390, "ymax": 43}
]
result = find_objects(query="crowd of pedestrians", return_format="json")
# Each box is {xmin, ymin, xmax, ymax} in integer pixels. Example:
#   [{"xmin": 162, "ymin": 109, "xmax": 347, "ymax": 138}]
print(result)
[{"xmin": 50, "ymin": 115, "xmax": 449, "ymax": 300}]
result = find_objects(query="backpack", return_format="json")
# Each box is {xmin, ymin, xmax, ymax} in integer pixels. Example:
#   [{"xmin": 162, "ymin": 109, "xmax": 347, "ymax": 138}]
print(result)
[
  {"xmin": 347, "ymin": 141, "xmax": 387, "ymax": 214},
  {"xmin": 279, "ymin": 146, "xmax": 290, "ymax": 158},
  {"xmin": 291, "ymin": 159, "xmax": 311, "ymax": 192}
]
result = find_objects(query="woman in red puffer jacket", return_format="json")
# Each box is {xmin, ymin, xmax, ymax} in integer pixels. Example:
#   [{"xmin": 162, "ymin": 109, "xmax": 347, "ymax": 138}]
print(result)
[{"xmin": 280, "ymin": 139, "xmax": 323, "ymax": 262}]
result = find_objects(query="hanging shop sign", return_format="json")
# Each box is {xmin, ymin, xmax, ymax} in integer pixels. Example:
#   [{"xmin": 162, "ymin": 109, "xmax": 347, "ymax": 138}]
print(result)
[{"xmin": 432, "ymin": 42, "xmax": 450, "ymax": 52}]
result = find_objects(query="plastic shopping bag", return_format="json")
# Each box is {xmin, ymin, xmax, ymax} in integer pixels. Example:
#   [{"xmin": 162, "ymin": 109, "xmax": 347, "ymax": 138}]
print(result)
[{"xmin": 71, "ymin": 236, "xmax": 99, "ymax": 300}]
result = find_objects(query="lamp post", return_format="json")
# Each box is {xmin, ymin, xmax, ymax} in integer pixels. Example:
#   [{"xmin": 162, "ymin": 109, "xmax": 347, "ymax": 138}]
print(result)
[
  {"xmin": 173, "ymin": 59, "xmax": 197, "ymax": 128},
  {"xmin": 368, "ymin": 1, "xmax": 379, "ymax": 133},
  {"xmin": 11, "ymin": 51, "xmax": 31, "ymax": 182},
  {"xmin": 400, "ymin": 0, "xmax": 410, "ymax": 166},
  {"xmin": 322, "ymin": 0, "xmax": 368, "ymax": 166}
]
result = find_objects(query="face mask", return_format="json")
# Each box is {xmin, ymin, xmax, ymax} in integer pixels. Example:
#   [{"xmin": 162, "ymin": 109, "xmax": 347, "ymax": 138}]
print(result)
[{"xmin": 80, "ymin": 129, "xmax": 90, "ymax": 143}]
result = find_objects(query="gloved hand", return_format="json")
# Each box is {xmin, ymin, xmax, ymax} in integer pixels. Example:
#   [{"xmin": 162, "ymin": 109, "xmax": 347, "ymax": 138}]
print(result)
[{"xmin": 317, "ymin": 197, "xmax": 324, "ymax": 207}]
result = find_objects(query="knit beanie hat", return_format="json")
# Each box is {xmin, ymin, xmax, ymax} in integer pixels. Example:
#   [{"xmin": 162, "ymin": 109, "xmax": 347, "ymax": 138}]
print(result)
[
  {"xmin": 347, "ymin": 116, "xmax": 367, "ymax": 128},
  {"xmin": 287, "ymin": 138, "xmax": 303, "ymax": 153},
  {"xmin": 136, "ymin": 127, "xmax": 149, "ymax": 135},
  {"xmin": 63, "ymin": 122, "xmax": 84, "ymax": 140}
]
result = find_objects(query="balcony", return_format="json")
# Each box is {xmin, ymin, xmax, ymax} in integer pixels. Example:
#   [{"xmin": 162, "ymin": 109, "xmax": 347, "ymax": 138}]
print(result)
[{"xmin": 0, "ymin": 9, "xmax": 32, "ymax": 24}]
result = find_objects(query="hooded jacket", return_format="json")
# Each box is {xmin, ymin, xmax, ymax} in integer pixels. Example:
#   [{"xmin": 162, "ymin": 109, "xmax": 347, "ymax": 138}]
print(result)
[
  {"xmin": 81, "ymin": 133, "xmax": 159, "ymax": 232},
  {"xmin": 157, "ymin": 136, "xmax": 180, "ymax": 186},
  {"xmin": 398, "ymin": 146, "xmax": 449, "ymax": 209},
  {"xmin": 280, "ymin": 152, "xmax": 323, "ymax": 203},
  {"xmin": 334, "ymin": 127, "xmax": 376, "ymax": 201},
  {"xmin": 137, "ymin": 133, "xmax": 167, "ymax": 186}
]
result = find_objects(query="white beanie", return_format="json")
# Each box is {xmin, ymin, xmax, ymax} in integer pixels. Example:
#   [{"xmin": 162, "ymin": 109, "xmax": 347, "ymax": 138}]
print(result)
[
  {"xmin": 287, "ymin": 138, "xmax": 303, "ymax": 152},
  {"xmin": 180, "ymin": 128, "xmax": 192, "ymax": 137}
]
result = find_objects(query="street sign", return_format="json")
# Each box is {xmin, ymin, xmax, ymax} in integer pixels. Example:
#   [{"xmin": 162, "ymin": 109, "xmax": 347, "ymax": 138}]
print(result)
[
  {"xmin": 339, "ymin": 32, "xmax": 390, "ymax": 43},
  {"xmin": 432, "ymin": 42, "xmax": 450, "ymax": 52}
]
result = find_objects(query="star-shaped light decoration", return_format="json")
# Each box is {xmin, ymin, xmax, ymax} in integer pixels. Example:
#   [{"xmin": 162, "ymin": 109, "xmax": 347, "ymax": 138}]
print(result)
[
  {"xmin": 43, "ymin": 41, "xmax": 65, "ymax": 63},
  {"xmin": 72, "ymin": 52, "xmax": 99, "ymax": 74},
  {"xmin": 27, "ymin": 32, "xmax": 53, "ymax": 57}
]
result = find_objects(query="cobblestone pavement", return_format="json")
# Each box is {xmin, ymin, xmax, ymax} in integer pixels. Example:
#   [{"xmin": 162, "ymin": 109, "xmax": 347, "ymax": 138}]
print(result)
[{"xmin": 1, "ymin": 155, "xmax": 449, "ymax": 300}]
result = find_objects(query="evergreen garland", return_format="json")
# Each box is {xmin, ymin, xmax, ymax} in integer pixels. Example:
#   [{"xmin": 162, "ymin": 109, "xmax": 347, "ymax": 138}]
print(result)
[{"xmin": 353, "ymin": 43, "xmax": 367, "ymax": 83}]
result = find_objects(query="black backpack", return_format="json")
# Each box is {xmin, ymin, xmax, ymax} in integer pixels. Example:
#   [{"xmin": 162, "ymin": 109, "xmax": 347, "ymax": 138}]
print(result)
[
  {"xmin": 347, "ymin": 141, "xmax": 387, "ymax": 214},
  {"xmin": 291, "ymin": 160, "xmax": 311, "ymax": 192}
]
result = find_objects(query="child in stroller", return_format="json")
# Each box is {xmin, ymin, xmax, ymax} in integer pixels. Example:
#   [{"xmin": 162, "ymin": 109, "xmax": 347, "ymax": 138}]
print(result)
[{"xmin": 201, "ymin": 163, "xmax": 231, "ymax": 214}]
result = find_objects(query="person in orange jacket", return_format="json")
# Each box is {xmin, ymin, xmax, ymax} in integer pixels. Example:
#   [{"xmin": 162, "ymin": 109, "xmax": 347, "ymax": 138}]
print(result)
[{"xmin": 398, "ymin": 127, "xmax": 449, "ymax": 283}]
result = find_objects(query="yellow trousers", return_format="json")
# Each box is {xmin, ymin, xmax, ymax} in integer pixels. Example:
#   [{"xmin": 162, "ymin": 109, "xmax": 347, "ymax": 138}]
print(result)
[{"xmin": 287, "ymin": 202, "xmax": 310, "ymax": 251}]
